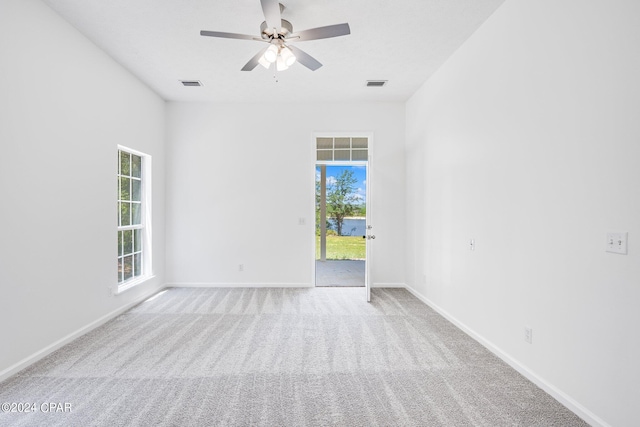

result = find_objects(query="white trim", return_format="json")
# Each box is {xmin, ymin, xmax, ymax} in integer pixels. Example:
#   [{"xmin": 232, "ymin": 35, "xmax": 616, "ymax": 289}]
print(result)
[
  {"xmin": 365, "ymin": 154, "xmax": 372, "ymax": 302},
  {"xmin": 310, "ymin": 139, "xmax": 318, "ymax": 286},
  {"xmin": 0, "ymin": 285, "xmax": 165, "ymax": 383},
  {"xmin": 113, "ymin": 274, "xmax": 156, "ymax": 295},
  {"xmin": 402, "ymin": 284, "xmax": 610, "ymax": 427},
  {"xmin": 316, "ymin": 161, "xmax": 368, "ymax": 166},
  {"xmin": 116, "ymin": 144, "xmax": 149, "ymax": 158},
  {"xmin": 117, "ymin": 224, "xmax": 144, "ymax": 232},
  {"xmin": 165, "ymin": 282, "xmax": 314, "ymax": 288}
]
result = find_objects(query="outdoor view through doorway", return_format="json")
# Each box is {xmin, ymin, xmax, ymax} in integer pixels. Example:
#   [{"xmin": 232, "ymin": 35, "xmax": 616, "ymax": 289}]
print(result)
[{"xmin": 315, "ymin": 164, "xmax": 367, "ymax": 287}]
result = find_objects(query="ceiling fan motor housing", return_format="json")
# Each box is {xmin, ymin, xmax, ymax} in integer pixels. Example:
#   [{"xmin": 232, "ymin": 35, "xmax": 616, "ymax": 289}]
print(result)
[{"xmin": 260, "ymin": 19, "xmax": 293, "ymax": 39}]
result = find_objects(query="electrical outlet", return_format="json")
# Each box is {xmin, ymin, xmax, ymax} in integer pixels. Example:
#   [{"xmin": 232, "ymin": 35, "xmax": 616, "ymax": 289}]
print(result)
[
  {"xmin": 524, "ymin": 327, "xmax": 532, "ymax": 344},
  {"xmin": 470, "ymin": 239, "xmax": 475, "ymax": 251},
  {"xmin": 298, "ymin": 217, "xmax": 306, "ymax": 225},
  {"xmin": 239, "ymin": 264, "xmax": 244, "ymax": 272}
]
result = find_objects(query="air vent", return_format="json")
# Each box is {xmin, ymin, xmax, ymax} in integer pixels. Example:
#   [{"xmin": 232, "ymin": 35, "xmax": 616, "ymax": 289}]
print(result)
[
  {"xmin": 180, "ymin": 80, "xmax": 203, "ymax": 87},
  {"xmin": 366, "ymin": 80, "xmax": 387, "ymax": 87}
]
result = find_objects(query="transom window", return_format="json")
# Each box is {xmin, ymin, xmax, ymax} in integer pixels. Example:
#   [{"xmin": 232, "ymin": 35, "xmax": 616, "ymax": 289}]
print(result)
[
  {"xmin": 316, "ymin": 137, "xmax": 368, "ymax": 161},
  {"xmin": 117, "ymin": 148, "xmax": 148, "ymax": 287}
]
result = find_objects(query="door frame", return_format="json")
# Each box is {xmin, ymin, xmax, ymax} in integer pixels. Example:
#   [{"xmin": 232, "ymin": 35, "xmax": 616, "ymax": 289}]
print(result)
[{"xmin": 311, "ymin": 132, "xmax": 373, "ymax": 297}]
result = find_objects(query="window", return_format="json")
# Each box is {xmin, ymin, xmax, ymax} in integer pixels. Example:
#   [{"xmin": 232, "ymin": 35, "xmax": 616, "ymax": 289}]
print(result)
[
  {"xmin": 316, "ymin": 137, "xmax": 368, "ymax": 161},
  {"xmin": 117, "ymin": 147, "xmax": 151, "ymax": 290}
]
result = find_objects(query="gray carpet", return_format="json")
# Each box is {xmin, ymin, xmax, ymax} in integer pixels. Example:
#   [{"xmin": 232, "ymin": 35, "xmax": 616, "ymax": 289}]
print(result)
[{"xmin": 0, "ymin": 287, "xmax": 587, "ymax": 426}]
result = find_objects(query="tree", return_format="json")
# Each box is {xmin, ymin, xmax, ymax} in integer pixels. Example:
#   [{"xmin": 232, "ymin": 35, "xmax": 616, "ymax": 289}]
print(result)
[
  {"xmin": 326, "ymin": 170, "xmax": 358, "ymax": 236},
  {"xmin": 315, "ymin": 173, "xmax": 329, "ymax": 234}
]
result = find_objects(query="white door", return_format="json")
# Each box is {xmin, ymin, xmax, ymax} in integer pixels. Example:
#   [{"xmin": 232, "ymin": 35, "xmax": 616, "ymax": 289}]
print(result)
[
  {"xmin": 365, "ymin": 156, "xmax": 374, "ymax": 302},
  {"xmin": 315, "ymin": 163, "xmax": 369, "ymax": 288}
]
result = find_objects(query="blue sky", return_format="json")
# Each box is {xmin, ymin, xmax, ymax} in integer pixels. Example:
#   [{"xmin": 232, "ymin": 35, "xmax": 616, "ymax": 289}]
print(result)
[{"xmin": 316, "ymin": 165, "xmax": 367, "ymax": 203}]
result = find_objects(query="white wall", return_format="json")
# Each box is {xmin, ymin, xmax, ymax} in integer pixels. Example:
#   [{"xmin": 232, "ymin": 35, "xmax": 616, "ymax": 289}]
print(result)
[
  {"xmin": 405, "ymin": 0, "xmax": 640, "ymax": 425},
  {"xmin": 0, "ymin": 0, "xmax": 165, "ymax": 376},
  {"xmin": 166, "ymin": 102, "xmax": 405, "ymax": 287}
]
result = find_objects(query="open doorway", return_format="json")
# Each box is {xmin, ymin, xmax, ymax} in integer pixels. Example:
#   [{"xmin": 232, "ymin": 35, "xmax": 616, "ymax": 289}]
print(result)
[{"xmin": 315, "ymin": 164, "xmax": 367, "ymax": 287}]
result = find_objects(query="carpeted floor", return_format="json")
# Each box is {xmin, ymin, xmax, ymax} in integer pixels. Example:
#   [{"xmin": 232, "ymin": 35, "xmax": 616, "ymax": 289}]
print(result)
[{"xmin": 0, "ymin": 287, "xmax": 587, "ymax": 426}]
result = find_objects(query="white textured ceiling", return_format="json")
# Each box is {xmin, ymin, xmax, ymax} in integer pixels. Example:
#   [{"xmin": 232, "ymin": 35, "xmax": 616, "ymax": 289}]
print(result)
[{"xmin": 41, "ymin": 0, "xmax": 505, "ymax": 103}]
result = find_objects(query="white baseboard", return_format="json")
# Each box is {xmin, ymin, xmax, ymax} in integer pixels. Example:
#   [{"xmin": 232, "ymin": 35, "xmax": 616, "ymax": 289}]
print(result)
[
  {"xmin": 165, "ymin": 282, "xmax": 313, "ymax": 288},
  {"xmin": 403, "ymin": 284, "xmax": 609, "ymax": 427},
  {"xmin": 372, "ymin": 282, "xmax": 405, "ymax": 288},
  {"xmin": 168, "ymin": 283, "xmax": 405, "ymax": 289},
  {"xmin": 0, "ymin": 285, "xmax": 166, "ymax": 383}
]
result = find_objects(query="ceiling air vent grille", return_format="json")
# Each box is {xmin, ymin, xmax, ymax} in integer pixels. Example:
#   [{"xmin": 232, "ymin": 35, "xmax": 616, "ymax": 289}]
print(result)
[
  {"xmin": 180, "ymin": 80, "xmax": 203, "ymax": 87},
  {"xmin": 366, "ymin": 80, "xmax": 387, "ymax": 87}
]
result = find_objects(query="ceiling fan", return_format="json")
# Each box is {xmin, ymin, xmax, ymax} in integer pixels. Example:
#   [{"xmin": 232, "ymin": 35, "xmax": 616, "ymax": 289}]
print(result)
[{"xmin": 200, "ymin": 0, "xmax": 350, "ymax": 72}]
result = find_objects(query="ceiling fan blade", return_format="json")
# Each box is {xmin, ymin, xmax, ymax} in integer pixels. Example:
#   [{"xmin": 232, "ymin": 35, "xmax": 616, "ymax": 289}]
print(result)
[
  {"xmin": 200, "ymin": 30, "xmax": 257, "ymax": 41},
  {"xmin": 260, "ymin": 0, "xmax": 282, "ymax": 32},
  {"xmin": 241, "ymin": 47, "xmax": 269, "ymax": 71},
  {"xmin": 289, "ymin": 23, "xmax": 350, "ymax": 42},
  {"xmin": 288, "ymin": 45, "xmax": 322, "ymax": 71}
]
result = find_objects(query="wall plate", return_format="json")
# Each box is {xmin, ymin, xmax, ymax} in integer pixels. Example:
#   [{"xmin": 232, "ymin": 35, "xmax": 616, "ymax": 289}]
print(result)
[{"xmin": 606, "ymin": 232, "xmax": 627, "ymax": 255}]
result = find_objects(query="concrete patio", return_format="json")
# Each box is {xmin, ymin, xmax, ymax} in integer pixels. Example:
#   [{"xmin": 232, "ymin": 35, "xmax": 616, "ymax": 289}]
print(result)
[{"xmin": 315, "ymin": 260, "xmax": 365, "ymax": 287}]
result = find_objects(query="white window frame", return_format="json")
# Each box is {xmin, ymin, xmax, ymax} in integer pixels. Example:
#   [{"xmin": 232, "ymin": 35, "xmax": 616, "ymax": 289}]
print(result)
[{"xmin": 116, "ymin": 145, "xmax": 153, "ymax": 294}]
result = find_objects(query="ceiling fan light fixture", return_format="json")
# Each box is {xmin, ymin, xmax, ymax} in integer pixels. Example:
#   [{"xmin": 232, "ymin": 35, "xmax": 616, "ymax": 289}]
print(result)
[
  {"xmin": 258, "ymin": 55, "xmax": 271, "ymax": 69},
  {"xmin": 264, "ymin": 44, "xmax": 279, "ymax": 63},
  {"xmin": 280, "ymin": 46, "xmax": 296, "ymax": 67},
  {"xmin": 276, "ymin": 55, "xmax": 289, "ymax": 71}
]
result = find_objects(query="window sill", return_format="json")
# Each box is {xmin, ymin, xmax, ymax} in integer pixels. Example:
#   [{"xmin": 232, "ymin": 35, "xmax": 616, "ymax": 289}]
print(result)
[{"xmin": 114, "ymin": 275, "xmax": 156, "ymax": 295}]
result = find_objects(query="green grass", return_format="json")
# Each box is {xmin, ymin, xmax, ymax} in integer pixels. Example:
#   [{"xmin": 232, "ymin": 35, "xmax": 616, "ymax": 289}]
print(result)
[{"xmin": 315, "ymin": 235, "xmax": 366, "ymax": 260}]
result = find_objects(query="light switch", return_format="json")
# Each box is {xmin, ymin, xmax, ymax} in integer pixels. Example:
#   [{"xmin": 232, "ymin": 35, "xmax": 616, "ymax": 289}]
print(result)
[{"xmin": 606, "ymin": 232, "xmax": 627, "ymax": 255}]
